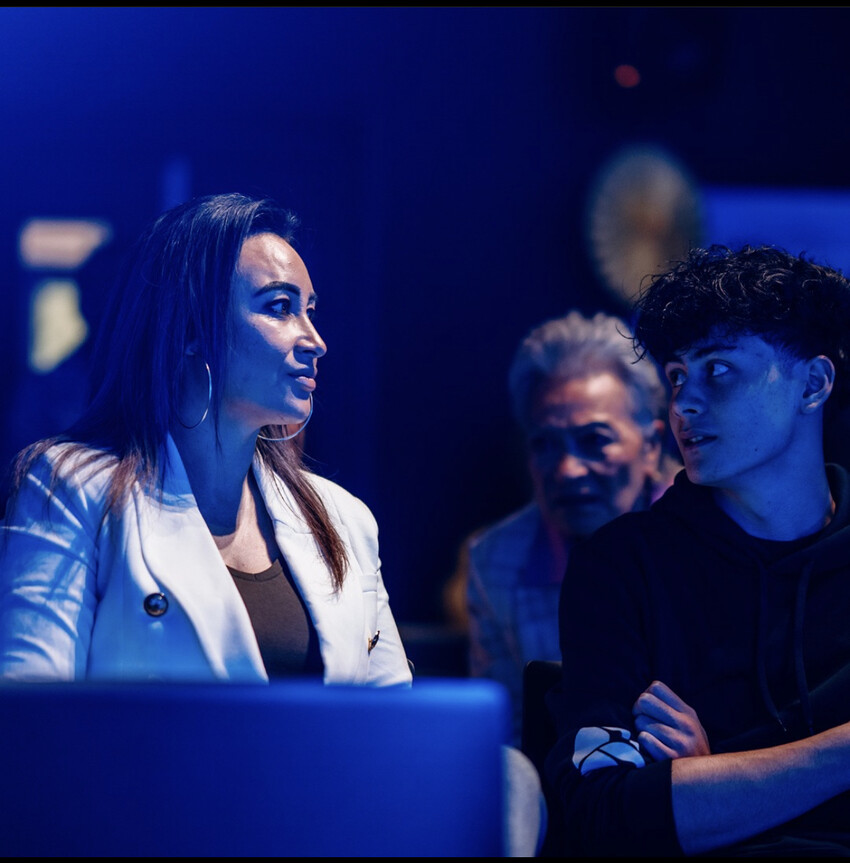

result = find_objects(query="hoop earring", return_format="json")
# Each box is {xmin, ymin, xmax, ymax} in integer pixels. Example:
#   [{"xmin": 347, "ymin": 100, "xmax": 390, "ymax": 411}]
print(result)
[
  {"xmin": 176, "ymin": 361, "xmax": 212, "ymax": 430},
  {"xmin": 258, "ymin": 395, "xmax": 313, "ymax": 442}
]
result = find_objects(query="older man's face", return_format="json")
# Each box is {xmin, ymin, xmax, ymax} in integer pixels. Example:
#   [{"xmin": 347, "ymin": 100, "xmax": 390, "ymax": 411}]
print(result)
[{"xmin": 526, "ymin": 372, "xmax": 662, "ymax": 540}]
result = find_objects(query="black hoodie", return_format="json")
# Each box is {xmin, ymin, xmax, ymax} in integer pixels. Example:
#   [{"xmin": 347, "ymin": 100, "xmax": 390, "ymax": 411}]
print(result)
[{"xmin": 544, "ymin": 464, "xmax": 850, "ymax": 857}]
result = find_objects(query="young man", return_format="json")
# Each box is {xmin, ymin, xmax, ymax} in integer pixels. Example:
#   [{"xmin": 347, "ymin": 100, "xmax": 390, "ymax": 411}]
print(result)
[{"xmin": 544, "ymin": 245, "xmax": 850, "ymax": 857}]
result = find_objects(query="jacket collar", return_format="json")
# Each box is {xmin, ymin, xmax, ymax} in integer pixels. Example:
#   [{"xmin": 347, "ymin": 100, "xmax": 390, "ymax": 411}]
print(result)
[
  {"xmin": 252, "ymin": 457, "xmax": 371, "ymax": 682},
  {"xmin": 135, "ymin": 435, "xmax": 369, "ymax": 682}
]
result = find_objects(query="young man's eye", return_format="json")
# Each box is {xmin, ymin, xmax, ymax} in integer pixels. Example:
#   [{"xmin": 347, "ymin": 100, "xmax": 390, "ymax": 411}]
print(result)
[
  {"xmin": 666, "ymin": 367, "xmax": 685, "ymax": 387},
  {"xmin": 707, "ymin": 361, "xmax": 730, "ymax": 377},
  {"xmin": 307, "ymin": 306, "xmax": 317, "ymax": 322}
]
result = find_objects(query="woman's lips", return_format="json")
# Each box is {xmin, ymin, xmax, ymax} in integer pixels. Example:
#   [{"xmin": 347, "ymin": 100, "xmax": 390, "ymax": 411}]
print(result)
[{"xmin": 291, "ymin": 375, "xmax": 316, "ymax": 391}]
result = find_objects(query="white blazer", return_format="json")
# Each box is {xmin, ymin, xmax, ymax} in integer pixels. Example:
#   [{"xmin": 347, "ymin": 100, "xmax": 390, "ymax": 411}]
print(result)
[{"xmin": 0, "ymin": 437, "xmax": 412, "ymax": 687}]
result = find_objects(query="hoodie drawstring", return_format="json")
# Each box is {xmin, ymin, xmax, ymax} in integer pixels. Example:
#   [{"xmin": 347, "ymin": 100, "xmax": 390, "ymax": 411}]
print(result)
[
  {"xmin": 756, "ymin": 558, "xmax": 816, "ymax": 737},
  {"xmin": 756, "ymin": 561, "xmax": 785, "ymax": 732},
  {"xmin": 794, "ymin": 561, "xmax": 814, "ymax": 736}
]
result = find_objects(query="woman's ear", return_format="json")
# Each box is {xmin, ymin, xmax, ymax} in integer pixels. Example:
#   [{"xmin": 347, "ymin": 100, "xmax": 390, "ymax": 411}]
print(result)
[{"xmin": 802, "ymin": 355, "xmax": 835, "ymax": 414}]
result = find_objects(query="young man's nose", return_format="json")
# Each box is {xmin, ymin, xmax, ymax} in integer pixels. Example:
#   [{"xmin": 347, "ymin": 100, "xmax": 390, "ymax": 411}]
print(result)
[{"xmin": 670, "ymin": 381, "xmax": 704, "ymax": 417}]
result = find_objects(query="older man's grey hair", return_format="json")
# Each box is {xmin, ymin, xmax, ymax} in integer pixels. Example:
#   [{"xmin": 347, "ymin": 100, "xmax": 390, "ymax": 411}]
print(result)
[{"xmin": 508, "ymin": 310, "xmax": 668, "ymax": 432}]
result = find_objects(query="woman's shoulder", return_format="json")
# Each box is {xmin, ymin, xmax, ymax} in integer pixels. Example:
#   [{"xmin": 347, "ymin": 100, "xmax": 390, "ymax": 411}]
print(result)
[
  {"xmin": 303, "ymin": 470, "xmax": 371, "ymax": 510},
  {"xmin": 46, "ymin": 440, "xmax": 116, "ymax": 476},
  {"xmin": 300, "ymin": 470, "xmax": 378, "ymax": 530},
  {"xmin": 3, "ymin": 440, "xmax": 118, "ymax": 527},
  {"xmin": 17, "ymin": 440, "xmax": 117, "ymax": 498},
  {"xmin": 253, "ymin": 457, "xmax": 379, "ymax": 537}
]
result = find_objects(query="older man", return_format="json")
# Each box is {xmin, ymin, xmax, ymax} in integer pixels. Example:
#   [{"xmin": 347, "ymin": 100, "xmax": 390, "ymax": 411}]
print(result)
[{"xmin": 451, "ymin": 310, "xmax": 679, "ymax": 746}]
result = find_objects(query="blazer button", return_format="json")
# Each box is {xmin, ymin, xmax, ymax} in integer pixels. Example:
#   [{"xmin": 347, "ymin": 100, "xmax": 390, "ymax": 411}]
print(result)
[{"xmin": 143, "ymin": 593, "xmax": 169, "ymax": 617}]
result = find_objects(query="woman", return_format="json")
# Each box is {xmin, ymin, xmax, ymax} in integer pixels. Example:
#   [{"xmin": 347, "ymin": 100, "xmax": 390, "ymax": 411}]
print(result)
[{"xmin": 0, "ymin": 192, "xmax": 412, "ymax": 686}]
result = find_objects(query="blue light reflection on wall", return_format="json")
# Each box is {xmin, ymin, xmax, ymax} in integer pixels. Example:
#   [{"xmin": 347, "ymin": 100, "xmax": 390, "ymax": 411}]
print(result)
[{"xmin": 702, "ymin": 186, "xmax": 850, "ymax": 276}]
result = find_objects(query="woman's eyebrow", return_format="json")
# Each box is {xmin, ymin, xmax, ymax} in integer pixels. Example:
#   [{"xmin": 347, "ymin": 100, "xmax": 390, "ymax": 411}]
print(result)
[{"xmin": 255, "ymin": 281, "xmax": 317, "ymax": 303}]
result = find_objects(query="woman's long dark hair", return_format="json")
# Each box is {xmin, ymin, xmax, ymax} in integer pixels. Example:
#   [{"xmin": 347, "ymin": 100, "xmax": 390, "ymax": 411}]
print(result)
[{"xmin": 6, "ymin": 192, "xmax": 349, "ymax": 590}]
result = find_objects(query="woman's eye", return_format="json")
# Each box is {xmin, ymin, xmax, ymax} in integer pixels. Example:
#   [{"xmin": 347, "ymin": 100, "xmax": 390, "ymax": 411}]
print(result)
[{"xmin": 269, "ymin": 297, "xmax": 291, "ymax": 316}]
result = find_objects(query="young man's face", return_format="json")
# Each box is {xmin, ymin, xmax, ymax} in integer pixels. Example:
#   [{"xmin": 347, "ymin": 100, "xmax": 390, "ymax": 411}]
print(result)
[{"xmin": 664, "ymin": 330, "xmax": 809, "ymax": 494}]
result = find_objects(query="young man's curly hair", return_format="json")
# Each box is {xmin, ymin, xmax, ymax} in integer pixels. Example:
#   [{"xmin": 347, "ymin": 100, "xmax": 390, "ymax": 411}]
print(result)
[{"xmin": 632, "ymin": 244, "xmax": 850, "ymax": 414}]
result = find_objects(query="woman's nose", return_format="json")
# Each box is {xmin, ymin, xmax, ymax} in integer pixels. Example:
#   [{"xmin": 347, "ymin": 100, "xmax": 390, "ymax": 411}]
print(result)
[{"xmin": 300, "ymin": 317, "xmax": 327, "ymax": 358}]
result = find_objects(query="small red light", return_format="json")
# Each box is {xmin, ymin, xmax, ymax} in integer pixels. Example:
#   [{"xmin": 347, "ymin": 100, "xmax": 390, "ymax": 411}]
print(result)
[{"xmin": 614, "ymin": 64, "xmax": 641, "ymax": 89}]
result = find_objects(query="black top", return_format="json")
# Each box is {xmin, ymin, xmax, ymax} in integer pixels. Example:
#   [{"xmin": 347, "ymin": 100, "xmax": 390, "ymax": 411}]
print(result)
[
  {"xmin": 228, "ymin": 558, "xmax": 324, "ymax": 678},
  {"xmin": 545, "ymin": 464, "xmax": 850, "ymax": 857}
]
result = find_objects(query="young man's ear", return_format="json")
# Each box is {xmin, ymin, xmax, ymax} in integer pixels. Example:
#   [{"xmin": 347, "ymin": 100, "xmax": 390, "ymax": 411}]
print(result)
[{"xmin": 802, "ymin": 355, "xmax": 836, "ymax": 413}]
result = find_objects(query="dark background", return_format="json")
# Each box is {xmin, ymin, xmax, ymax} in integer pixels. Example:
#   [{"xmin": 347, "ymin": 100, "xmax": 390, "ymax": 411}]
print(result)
[{"xmin": 2, "ymin": 8, "xmax": 850, "ymax": 662}]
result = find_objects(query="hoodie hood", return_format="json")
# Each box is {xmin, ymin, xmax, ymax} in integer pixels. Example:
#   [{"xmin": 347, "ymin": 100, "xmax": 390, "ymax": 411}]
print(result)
[{"xmin": 654, "ymin": 464, "xmax": 850, "ymax": 571}]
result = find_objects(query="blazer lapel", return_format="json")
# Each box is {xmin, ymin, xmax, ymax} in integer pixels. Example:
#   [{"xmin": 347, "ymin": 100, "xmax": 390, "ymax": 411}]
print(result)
[
  {"xmin": 132, "ymin": 437, "xmax": 267, "ymax": 680},
  {"xmin": 252, "ymin": 460, "xmax": 370, "ymax": 682}
]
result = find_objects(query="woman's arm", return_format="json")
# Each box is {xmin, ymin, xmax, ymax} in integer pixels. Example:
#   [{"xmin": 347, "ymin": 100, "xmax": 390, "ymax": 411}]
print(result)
[
  {"xmin": 321, "ymin": 479, "xmax": 412, "ymax": 687},
  {"xmin": 0, "ymin": 454, "xmax": 101, "ymax": 679},
  {"xmin": 368, "ymin": 563, "xmax": 413, "ymax": 686}
]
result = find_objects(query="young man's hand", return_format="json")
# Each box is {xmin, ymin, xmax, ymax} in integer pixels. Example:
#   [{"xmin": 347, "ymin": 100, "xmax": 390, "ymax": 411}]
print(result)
[{"xmin": 632, "ymin": 680, "xmax": 711, "ymax": 761}]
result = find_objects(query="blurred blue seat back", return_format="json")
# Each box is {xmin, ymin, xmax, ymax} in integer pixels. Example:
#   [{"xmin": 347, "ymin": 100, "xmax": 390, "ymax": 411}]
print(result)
[{"xmin": 0, "ymin": 677, "xmax": 510, "ymax": 857}]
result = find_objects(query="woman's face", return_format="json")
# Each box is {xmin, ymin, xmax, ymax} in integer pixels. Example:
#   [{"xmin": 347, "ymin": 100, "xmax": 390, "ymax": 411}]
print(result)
[{"xmin": 223, "ymin": 232, "xmax": 327, "ymax": 435}]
